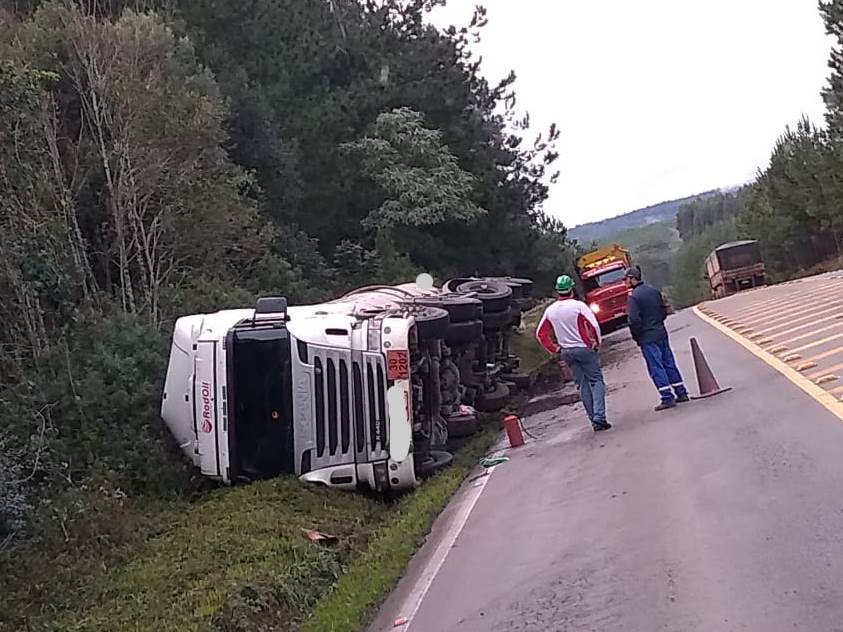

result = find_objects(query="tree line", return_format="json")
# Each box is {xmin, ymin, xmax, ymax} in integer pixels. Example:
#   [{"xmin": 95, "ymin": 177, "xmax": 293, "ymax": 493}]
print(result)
[
  {"xmin": 670, "ymin": 0, "xmax": 843, "ymax": 307},
  {"xmin": 0, "ymin": 0, "xmax": 575, "ymax": 549}
]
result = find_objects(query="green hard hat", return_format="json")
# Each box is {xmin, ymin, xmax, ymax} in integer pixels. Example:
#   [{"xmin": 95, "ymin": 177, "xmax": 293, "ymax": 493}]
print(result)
[{"xmin": 555, "ymin": 274, "xmax": 574, "ymax": 292}]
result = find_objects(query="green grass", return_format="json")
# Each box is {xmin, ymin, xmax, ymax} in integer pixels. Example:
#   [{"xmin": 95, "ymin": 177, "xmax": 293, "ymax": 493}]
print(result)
[
  {"xmin": 6, "ymin": 481, "xmax": 388, "ymax": 632},
  {"xmin": 299, "ymin": 427, "xmax": 497, "ymax": 632},
  {"xmin": 2, "ymin": 428, "xmax": 498, "ymax": 632},
  {"xmin": 510, "ymin": 300, "xmax": 554, "ymax": 375}
]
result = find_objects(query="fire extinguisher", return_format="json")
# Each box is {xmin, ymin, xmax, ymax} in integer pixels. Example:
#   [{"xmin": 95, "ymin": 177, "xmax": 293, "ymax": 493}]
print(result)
[{"xmin": 503, "ymin": 414, "xmax": 525, "ymax": 448}]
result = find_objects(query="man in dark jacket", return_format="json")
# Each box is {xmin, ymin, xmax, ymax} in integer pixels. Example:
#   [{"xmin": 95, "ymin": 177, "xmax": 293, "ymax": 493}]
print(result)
[{"xmin": 624, "ymin": 268, "xmax": 689, "ymax": 411}]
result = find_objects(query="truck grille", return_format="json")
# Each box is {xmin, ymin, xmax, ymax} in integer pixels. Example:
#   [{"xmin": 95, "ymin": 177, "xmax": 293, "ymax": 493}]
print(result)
[
  {"xmin": 607, "ymin": 294, "xmax": 627, "ymax": 311},
  {"xmin": 308, "ymin": 348, "xmax": 388, "ymax": 470},
  {"xmin": 313, "ymin": 355, "xmax": 353, "ymax": 458},
  {"xmin": 357, "ymin": 357, "xmax": 387, "ymax": 455}
]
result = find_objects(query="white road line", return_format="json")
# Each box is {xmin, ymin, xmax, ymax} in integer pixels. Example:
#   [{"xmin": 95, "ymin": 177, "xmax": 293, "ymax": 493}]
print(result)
[{"xmin": 396, "ymin": 451, "xmax": 503, "ymax": 632}]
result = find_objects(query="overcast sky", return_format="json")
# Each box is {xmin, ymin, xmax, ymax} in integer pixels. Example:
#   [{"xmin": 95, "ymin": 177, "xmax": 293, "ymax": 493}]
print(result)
[{"xmin": 430, "ymin": 1, "xmax": 833, "ymax": 228}]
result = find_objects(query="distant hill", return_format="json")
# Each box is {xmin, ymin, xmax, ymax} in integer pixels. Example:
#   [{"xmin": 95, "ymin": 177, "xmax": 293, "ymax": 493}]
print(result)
[
  {"xmin": 596, "ymin": 220, "xmax": 682, "ymax": 290},
  {"xmin": 568, "ymin": 190, "xmax": 719, "ymax": 244}
]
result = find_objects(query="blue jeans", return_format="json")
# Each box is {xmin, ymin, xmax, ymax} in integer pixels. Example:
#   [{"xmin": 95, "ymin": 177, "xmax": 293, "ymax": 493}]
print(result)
[
  {"xmin": 561, "ymin": 347, "xmax": 607, "ymax": 426},
  {"xmin": 641, "ymin": 336, "xmax": 688, "ymax": 403}
]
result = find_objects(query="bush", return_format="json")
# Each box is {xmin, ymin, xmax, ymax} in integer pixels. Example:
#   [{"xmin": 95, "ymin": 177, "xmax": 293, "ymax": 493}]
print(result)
[
  {"xmin": 0, "ymin": 308, "xmax": 196, "ymax": 549},
  {"xmin": 61, "ymin": 312, "xmax": 193, "ymax": 494},
  {"xmin": 0, "ymin": 439, "xmax": 33, "ymax": 543}
]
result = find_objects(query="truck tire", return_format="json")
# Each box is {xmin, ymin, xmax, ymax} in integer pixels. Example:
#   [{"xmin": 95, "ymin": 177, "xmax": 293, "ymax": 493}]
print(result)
[
  {"xmin": 487, "ymin": 277, "xmax": 533, "ymax": 299},
  {"xmin": 415, "ymin": 450, "xmax": 454, "ymax": 478},
  {"xmin": 482, "ymin": 308, "xmax": 513, "ymax": 331},
  {"xmin": 413, "ymin": 307, "xmax": 450, "ymax": 341},
  {"xmin": 455, "ymin": 280, "xmax": 512, "ymax": 313},
  {"xmin": 512, "ymin": 278, "xmax": 534, "ymax": 296},
  {"xmin": 474, "ymin": 382, "xmax": 511, "ymax": 412},
  {"xmin": 443, "ymin": 277, "xmax": 475, "ymax": 293},
  {"xmin": 498, "ymin": 280, "xmax": 525, "ymax": 299},
  {"xmin": 413, "ymin": 296, "xmax": 482, "ymax": 323},
  {"xmin": 445, "ymin": 319, "xmax": 484, "ymax": 346},
  {"xmin": 447, "ymin": 413, "xmax": 479, "ymax": 438}
]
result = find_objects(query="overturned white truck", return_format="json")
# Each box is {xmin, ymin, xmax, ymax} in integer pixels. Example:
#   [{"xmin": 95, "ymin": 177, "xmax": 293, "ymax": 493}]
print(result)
[{"xmin": 161, "ymin": 277, "xmax": 535, "ymax": 494}]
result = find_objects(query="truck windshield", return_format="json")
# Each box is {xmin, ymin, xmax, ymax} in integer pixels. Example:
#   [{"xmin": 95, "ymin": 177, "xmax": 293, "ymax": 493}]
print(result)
[
  {"xmin": 228, "ymin": 326, "xmax": 295, "ymax": 480},
  {"xmin": 584, "ymin": 268, "xmax": 626, "ymax": 291}
]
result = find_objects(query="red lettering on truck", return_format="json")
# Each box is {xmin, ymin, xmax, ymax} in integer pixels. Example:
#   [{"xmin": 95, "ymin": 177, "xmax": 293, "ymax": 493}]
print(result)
[{"xmin": 200, "ymin": 381, "xmax": 213, "ymax": 433}]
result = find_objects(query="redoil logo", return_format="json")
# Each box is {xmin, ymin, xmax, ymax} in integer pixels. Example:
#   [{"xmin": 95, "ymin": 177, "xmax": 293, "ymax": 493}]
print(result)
[{"xmin": 200, "ymin": 382, "xmax": 213, "ymax": 433}]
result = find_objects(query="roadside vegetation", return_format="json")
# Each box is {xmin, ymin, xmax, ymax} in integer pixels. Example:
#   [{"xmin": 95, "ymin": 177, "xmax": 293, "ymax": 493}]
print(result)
[
  {"xmin": 2, "ymin": 427, "xmax": 498, "ymax": 631},
  {"xmin": 0, "ymin": 1, "xmax": 570, "ymax": 628}
]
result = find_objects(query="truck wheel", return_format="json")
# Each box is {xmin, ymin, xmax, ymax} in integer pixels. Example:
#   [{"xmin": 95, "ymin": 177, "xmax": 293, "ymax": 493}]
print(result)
[
  {"xmin": 445, "ymin": 319, "xmax": 484, "ymax": 346},
  {"xmin": 482, "ymin": 308, "xmax": 513, "ymax": 331},
  {"xmin": 455, "ymin": 280, "xmax": 512, "ymax": 313},
  {"xmin": 415, "ymin": 450, "xmax": 454, "ymax": 478},
  {"xmin": 447, "ymin": 413, "xmax": 479, "ymax": 437},
  {"xmin": 513, "ymin": 278, "xmax": 534, "ymax": 296},
  {"xmin": 487, "ymin": 277, "xmax": 533, "ymax": 299},
  {"xmin": 443, "ymin": 277, "xmax": 475, "ymax": 293},
  {"xmin": 414, "ymin": 296, "xmax": 483, "ymax": 323},
  {"xmin": 414, "ymin": 307, "xmax": 450, "ymax": 341},
  {"xmin": 474, "ymin": 382, "xmax": 511, "ymax": 412}
]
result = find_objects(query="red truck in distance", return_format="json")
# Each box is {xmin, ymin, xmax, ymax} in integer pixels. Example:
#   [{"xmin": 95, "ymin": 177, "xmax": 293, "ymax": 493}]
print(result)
[{"xmin": 575, "ymin": 244, "xmax": 634, "ymax": 334}]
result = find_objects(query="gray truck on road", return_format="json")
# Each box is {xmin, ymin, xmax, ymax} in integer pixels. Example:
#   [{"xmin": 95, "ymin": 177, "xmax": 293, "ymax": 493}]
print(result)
[{"xmin": 704, "ymin": 240, "xmax": 767, "ymax": 299}]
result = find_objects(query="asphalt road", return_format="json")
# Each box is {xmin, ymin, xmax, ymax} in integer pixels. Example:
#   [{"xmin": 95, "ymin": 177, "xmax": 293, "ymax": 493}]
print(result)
[{"xmin": 370, "ymin": 280, "xmax": 843, "ymax": 632}]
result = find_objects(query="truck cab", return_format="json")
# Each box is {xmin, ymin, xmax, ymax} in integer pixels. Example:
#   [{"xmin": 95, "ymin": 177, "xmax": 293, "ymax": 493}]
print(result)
[
  {"xmin": 162, "ymin": 296, "xmax": 417, "ymax": 493},
  {"xmin": 576, "ymin": 244, "xmax": 633, "ymax": 333}
]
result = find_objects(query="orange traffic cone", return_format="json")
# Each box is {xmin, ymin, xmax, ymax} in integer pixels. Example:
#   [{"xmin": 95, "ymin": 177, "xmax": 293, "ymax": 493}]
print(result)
[{"xmin": 689, "ymin": 337, "xmax": 732, "ymax": 399}]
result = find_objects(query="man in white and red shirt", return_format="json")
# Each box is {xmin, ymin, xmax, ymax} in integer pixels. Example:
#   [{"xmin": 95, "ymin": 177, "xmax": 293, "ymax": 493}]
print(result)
[{"xmin": 536, "ymin": 274, "xmax": 610, "ymax": 431}]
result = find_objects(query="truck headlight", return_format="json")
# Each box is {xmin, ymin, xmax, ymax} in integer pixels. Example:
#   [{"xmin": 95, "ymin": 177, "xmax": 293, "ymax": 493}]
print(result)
[{"xmin": 589, "ymin": 303, "xmax": 600, "ymax": 314}]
